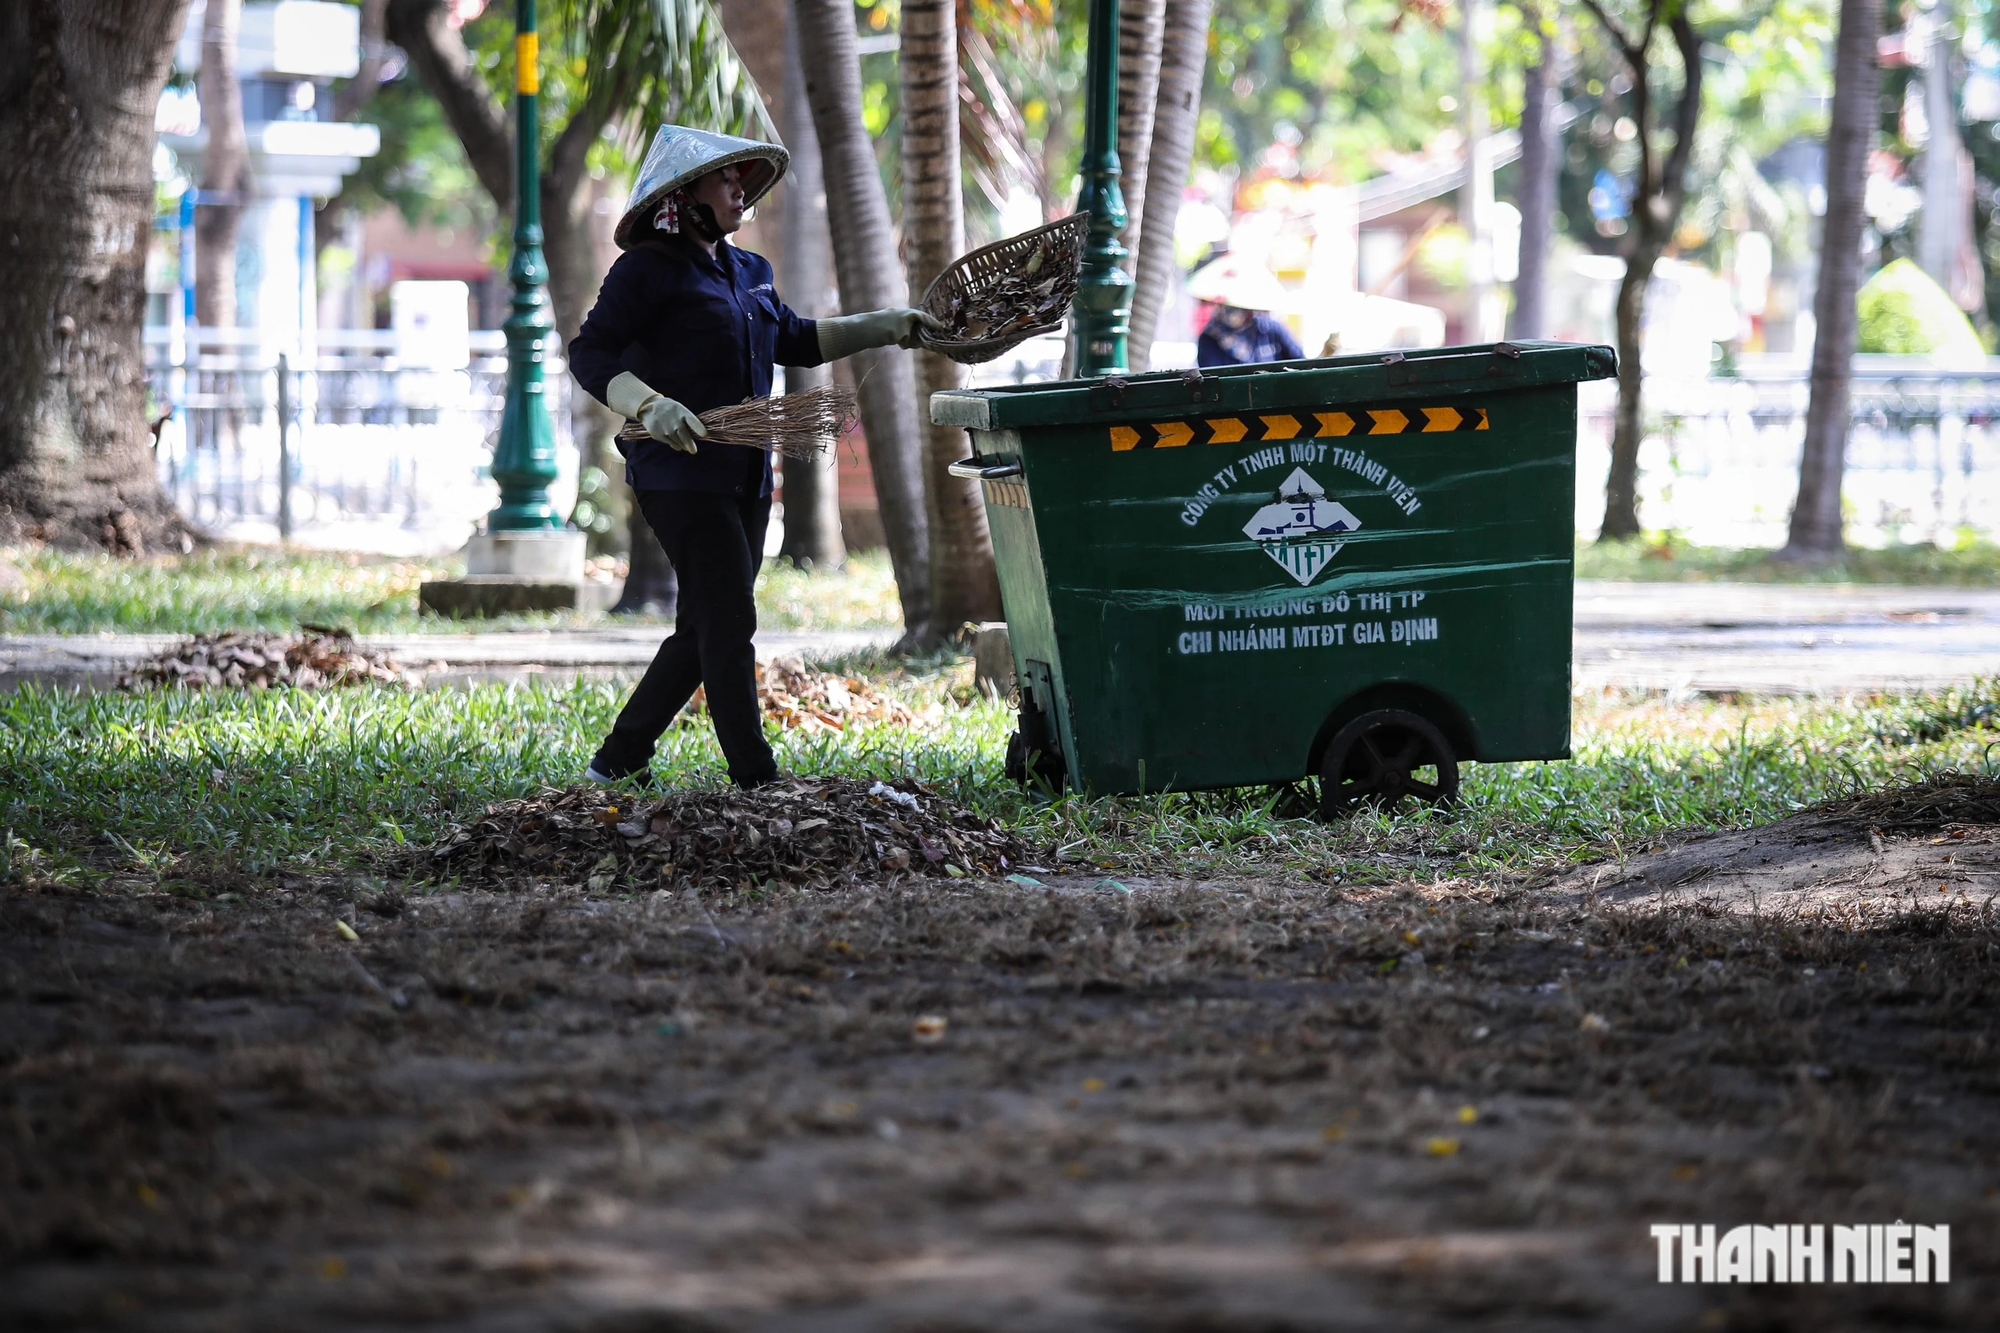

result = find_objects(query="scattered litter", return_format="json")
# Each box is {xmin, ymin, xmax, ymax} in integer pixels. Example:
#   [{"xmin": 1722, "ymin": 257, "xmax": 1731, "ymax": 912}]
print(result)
[
  {"xmin": 691, "ymin": 658, "xmax": 914, "ymax": 733},
  {"xmin": 425, "ymin": 778, "xmax": 1042, "ymax": 892},
  {"xmin": 912, "ymin": 1015, "xmax": 948, "ymax": 1046},
  {"xmin": 333, "ymin": 919, "xmax": 360, "ymax": 942},
  {"xmin": 1097, "ymin": 879, "xmax": 1132, "ymax": 895},
  {"xmin": 120, "ymin": 628, "xmax": 410, "ymax": 691},
  {"xmin": 1005, "ymin": 873, "xmax": 1045, "ymax": 888},
  {"xmin": 1456, "ymin": 1105, "xmax": 1479, "ymax": 1124},
  {"xmin": 1424, "ymin": 1137, "xmax": 1461, "ymax": 1158},
  {"xmin": 1579, "ymin": 1012, "xmax": 1611, "ymax": 1033},
  {"xmin": 868, "ymin": 780, "xmax": 922, "ymax": 809}
]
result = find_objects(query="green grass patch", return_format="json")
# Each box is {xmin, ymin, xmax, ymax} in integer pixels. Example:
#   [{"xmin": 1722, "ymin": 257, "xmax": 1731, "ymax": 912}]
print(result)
[
  {"xmin": 0, "ymin": 546, "xmax": 903, "ymax": 635},
  {"xmin": 1577, "ymin": 534, "xmax": 2000, "ymax": 585},
  {"xmin": 5, "ymin": 662, "xmax": 1998, "ymax": 891}
]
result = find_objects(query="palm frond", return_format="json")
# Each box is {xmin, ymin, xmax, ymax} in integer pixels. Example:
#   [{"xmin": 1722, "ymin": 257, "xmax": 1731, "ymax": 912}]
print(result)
[{"xmin": 552, "ymin": 0, "xmax": 776, "ymax": 150}]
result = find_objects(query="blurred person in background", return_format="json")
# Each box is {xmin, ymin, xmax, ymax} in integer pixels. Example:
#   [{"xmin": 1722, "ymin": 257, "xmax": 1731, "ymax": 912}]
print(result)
[{"xmin": 1189, "ymin": 254, "xmax": 1302, "ymax": 367}]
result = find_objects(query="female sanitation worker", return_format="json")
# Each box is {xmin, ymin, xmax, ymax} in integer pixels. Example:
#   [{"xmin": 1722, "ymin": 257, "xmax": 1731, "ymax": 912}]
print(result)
[
  {"xmin": 568, "ymin": 125, "xmax": 940, "ymax": 788},
  {"xmin": 1185, "ymin": 252, "xmax": 1302, "ymax": 368}
]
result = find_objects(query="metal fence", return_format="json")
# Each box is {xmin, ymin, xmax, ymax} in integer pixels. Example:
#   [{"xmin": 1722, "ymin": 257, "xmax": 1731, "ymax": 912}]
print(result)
[
  {"xmin": 1579, "ymin": 359, "xmax": 2000, "ymax": 545},
  {"xmin": 145, "ymin": 328, "xmax": 575, "ymax": 553},
  {"xmin": 149, "ymin": 333, "xmax": 2000, "ymax": 553}
]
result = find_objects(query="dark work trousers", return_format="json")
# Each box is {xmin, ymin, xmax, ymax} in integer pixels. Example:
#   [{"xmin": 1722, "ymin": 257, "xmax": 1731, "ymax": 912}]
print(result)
[{"xmin": 594, "ymin": 489, "xmax": 776, "ymax": 786}]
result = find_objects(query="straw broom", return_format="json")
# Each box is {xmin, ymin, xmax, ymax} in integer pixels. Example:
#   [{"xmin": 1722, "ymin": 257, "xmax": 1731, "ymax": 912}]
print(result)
[{"xmin": 616, "ymin": 383, "xmax": 858, "ymax": 461}]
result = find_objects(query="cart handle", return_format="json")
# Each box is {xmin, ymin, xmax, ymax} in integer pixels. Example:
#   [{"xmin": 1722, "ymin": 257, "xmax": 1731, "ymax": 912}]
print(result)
[{"xmin": 947, "ymin": 458, "xmax": 1024, "ymax": 480}]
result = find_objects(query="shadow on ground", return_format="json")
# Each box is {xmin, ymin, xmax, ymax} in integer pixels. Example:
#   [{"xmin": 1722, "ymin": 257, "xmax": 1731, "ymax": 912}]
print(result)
[{"xmin": 4, "ymin": 787, "xmax": 1998, "ymax": 1329}]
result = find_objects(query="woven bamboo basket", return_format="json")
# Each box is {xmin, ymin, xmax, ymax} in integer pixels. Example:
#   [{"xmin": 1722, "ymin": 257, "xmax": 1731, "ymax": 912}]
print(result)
[{"xmin": 917, "ymin": 212, "xmax": 1090, "ymax": 365}]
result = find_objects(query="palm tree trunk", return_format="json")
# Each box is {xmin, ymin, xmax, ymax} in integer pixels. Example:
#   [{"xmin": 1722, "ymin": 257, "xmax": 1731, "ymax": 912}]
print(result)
[
  {"xmin": 196, "ymin": 0, "xmax": 248, "ymax": 329},
  {"xmin": 1783, "ymin": 0, "xmax": 1882, "ymax": 561},
  {"xmin": 778, "ymin": 18, "xmax": 844, "ymax": 569},
  {"xmin": 1510, "ymin": 5, "xmax": 1558, "ymax": 340},
  {"xmin": 0, "ymin": 0, "xmax": 192, "ymax": 549},
  {"xmin": 1116, "ymin": 0, "xmax": 1166, "ymax": 269},
  {"xmin": 903, "ymin": 0, "xmax": 999, "ymax": 640},
  {"xmin": 1127, "ymin": 0, "xmax": 1211, "ymax": 371},
  {"xmin": 793, "ymin": 0, "xmax": 931, "ymax": 636}
]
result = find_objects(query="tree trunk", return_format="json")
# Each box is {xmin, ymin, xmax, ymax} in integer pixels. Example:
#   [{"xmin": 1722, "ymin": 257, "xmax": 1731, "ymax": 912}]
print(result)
[
  {"xmin": 793, "ymin": 0, "xmax": 931, "ymax": 636},
  {"xmin": 333, "ymin": 0, "xmax": 390, "ymax": 122},
  {"xmin": 1586, "ymin": 4, "xmax": 1702, "ymax": 541},
  {"xmin": 902, "ymin": 0, "xmax": 998, "ymax": 641},
  {"xmin": 196, "ymin": 0, "xmax": 248, "ymax": 329},
  {"xmin": 1782, "ymin": 0, "xmax": 1882, "ymax": 561},
  {"xmin": 1127, "ymin": 0, "xmax": 1211, "ymax": 372},
  {"xmin": 1598, "ymin": 250, "xmax": 1659, "ymax": 539},
  {"xmin": 778, "ymin": 19, "xmax": 844, "ymax": 570},
  {"xmin": 1510, "ymin": 5, "xmax": 1558, "ymax": 340},
  {"xmin": 0, "ymin": 0, "xmax": 194, "ymax": 550},
  {"xmin": 1116, "ymin": 0, "xmax": 1166, "ymax": 269}
]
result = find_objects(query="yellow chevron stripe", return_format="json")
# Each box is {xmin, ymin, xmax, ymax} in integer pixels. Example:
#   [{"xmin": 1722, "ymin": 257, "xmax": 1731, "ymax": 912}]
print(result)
[
  {"xmin": 1207, "ymin": 417, "xmax": 1247, "ymax": 444},
  {"xmin": 1260, "ymin": 414, "xmax": 1301, "ymax": 440},
  {"xmin": 1314, "ymin": 412, "xmax": 1355, "ymax": 437},
  {"xmin": 1369, "ymin": 409, "xmax": 1409, "ymax": 434},
  {"xmin": 1154, "ymin": 420, "xmax": 1194, "ymax": 448},
  {"xmin": 1110, "ymin": 426, "xmax": 1141, "ymax": 452}
]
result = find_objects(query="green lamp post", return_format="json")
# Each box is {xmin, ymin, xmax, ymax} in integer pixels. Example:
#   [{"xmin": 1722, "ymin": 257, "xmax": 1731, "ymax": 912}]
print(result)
[
  {"xmin": 1072, "ymin": 0, "xmax": 1132, "ymax": 378},
  {"xmin": 488, "ymin": 0, "xmax": 563, "ymax": 531}
]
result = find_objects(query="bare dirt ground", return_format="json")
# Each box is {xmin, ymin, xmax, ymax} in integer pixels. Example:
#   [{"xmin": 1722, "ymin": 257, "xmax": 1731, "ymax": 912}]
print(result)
[{"xmin": 6, "ymin": 789, "xmax": 2000, "ymax": 1330}]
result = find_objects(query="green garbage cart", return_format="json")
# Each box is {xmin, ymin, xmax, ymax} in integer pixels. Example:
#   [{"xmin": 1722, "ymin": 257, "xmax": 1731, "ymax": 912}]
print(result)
[{"xmin": 932, "ymin": 340, "xmax": 1617, "ymax": 815}]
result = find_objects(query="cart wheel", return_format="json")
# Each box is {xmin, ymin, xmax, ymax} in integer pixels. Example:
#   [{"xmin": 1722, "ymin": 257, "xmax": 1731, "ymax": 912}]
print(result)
[
  {"xmin": 1318, "ymin": 709, "xmax": 1459, "ymax": 817},
  {"xmin": 1005, "ymin": 697, "xmax": 1067, "ymax": 793}
]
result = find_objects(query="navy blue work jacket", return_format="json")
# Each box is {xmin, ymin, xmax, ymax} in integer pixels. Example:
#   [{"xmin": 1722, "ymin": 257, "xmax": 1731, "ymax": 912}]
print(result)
[
  {"xmin": 568, "ymin": 238, "xmax": 821, "ymax": 496},
  {"xmin": 1196, "ymin": 309, "xmax": 1303, "ymax": 368}
]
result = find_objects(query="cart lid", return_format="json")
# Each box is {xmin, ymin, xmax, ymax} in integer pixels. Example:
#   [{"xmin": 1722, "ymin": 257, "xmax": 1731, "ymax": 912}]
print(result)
[{"xmin": 931, "ymin": 340, "xmax": 1616, "ymax": 432}]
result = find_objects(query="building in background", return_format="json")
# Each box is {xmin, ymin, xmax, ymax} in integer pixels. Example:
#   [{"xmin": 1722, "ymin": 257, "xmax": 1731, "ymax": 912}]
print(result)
[{"xmin": 159, "ymin": 1, "xmax": 381, "ymax": 355}]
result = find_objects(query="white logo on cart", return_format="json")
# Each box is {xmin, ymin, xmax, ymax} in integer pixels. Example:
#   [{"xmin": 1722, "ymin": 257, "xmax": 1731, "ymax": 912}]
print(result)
[{"xmin": 1242, "ymin": 468, "xmax": 1360, "ymax": 586}]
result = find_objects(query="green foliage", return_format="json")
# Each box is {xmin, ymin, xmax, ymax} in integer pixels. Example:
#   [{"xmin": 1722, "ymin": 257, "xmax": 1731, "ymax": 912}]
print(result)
[
  {"xmin": 460, "ymin": 0, "xmax": 775, "ymax": 166},
  {"xmin": 1199, "ymin": 0, "xmax": 1461, "ymax": 181},
  {"xmin": 0, "ymin": 548, "xmax": 903, "ymax": 635},
  {"xmin": 330, "ymin": 77, "xmax": 495, "ymax": 237},
  {"xmin": 1574, "ymin": 534, "xmax": 2000, "ymax": 584},
  {"xmin": 1855, "ymin": 259, "xmax": 1987, "ymax": 360},
  {"xmin": 4, "ymin": 667, "xmax": 1997, "ymax": 889},
  {"xmin": 1555, "ymin": 0, "xmax": 1831, "ymax": 263}
]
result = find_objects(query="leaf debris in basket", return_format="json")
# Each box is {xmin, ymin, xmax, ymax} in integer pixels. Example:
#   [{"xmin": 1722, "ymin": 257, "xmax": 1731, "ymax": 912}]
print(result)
[
  {"xmin": 918, "ymin": 213, "xmax": 1089, "ymax": 363},
  {"xmin": 616, "ymin": 383, "xmax": 857, "ymax": 461},
  {"xmin": 938, "ymin": 243, "xmax": 1073, "ymax": 342},
  {"xmin": 424, "ymin": 778, "xmax": 1043, "ymax": 892},
  {"xmin": 118, "ymin": 628, "xmax": 411, "ymax": 691},
  {"xmin": 689, "ymin": 657, "xmax": 915, "ymax": 734}
]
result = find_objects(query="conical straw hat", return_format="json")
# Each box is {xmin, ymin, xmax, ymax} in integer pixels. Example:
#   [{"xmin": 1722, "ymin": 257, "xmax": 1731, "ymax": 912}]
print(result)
[
  {"xmin": 1185, "ymin": 252, "xmax": 1290, "ymax": 313},
  {"xmin": 615, "ymin": 124, "xmax": 790, "ymax": 249}
]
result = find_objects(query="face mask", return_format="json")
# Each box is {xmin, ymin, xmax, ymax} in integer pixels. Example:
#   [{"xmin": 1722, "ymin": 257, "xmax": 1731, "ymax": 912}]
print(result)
[{"xmin": 653, "ymin": 188, "xmax": 725, "ymax": 241}]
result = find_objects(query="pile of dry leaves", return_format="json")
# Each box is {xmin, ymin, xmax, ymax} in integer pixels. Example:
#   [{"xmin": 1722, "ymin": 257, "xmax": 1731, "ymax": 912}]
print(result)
[
  {"xmin": 119, "ymin": 628, "xmax": 409, "ymax": 690},
  {"xmin": 426, "ymin": 777, "xmax": 1042, "ymax": 891},
  {"xmin": 691, "ymin": 657, "xmax": 915, "ymax": 733}
]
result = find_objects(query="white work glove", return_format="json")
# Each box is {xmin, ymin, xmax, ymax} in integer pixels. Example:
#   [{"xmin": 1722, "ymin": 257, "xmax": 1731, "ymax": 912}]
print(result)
[
  {"xmin": 605, "ymin": 370, "xmax": 705, "ymax": 454},
  {"xmin": 815, "ymin": 307, "xmax": 948, "ymax": 361}
]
